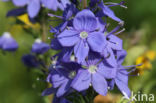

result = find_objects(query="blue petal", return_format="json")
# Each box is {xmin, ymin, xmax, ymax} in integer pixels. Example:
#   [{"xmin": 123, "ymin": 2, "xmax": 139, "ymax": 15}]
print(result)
[
  {"xmin": 116, "ymin": 50, "xmax": 127, "ymax": 65},
  {"xmin": 102, "ymin": 46, "xmax": 117, "ymax": 67},
  {"xmin": 51, "ymin": 38, "xmax": 62, "ymax": 50},
  {"xmin": 58, "ymin": 47, "xmax": 73, "ymax": 62},
  {"xmin": 98, "ymin": 2, "xmax": 122, "ymax": 22},
  {"xmin": 115, "ymin": 78, "xmax": 131, "ymax": 98},
  {"xmin": 87, "ymin": 32, "xmax": 106, "ymax": 53},
  {"xmin": 96, "ymin": 17, "xmax": 106, "ymax": 32},
  {"xmin": 107, "ymin": 35, "xmax": 123, "ymax": 50},
  {"xmin": 56, "ymin": 79, "xmax": 71, "ymax": 97},
  {"xmin": 12, "ymin": 0, "xmax": 28, "ymax": 6},
  {"xmin": 73, "ymin": 9, "xmax": 97, "ymax": 31},
  {"xmin": 2, "ymin": 38, "xmax": 18, "ymax": 51},
  {"xmin": 32, "ymin": 42, "xmax": 50, "ymax": 54},
  {"xmin": 74, "ymin": 40, "xmax": 89, "ymax": 63},
  {"xmin": 27, "ymin": 0, "xmax": 40, "ymax": 18},
  {"xmin": 42, "ymin": 87, "xmax": 56, "ymax": 96},
  {"xmin": 92, "ymin": 73, "xmax": 108, "ymax": 96},
  {"xmin": 7, "ymin": 8, "xmax": 26, "ymax": 17},
  {"xmin": 97, "ymin": 62, "xmax": 116, "ymax": 79},
  {"xmin": 41, "ymin": 0, "xmax": 58, "ymax": 11},
  {"xmin": 72, "ymin": 69, "xmax": 91, "ymax": 92},
  {"xmin": 58, "ymin": 29, "xmax": 80, "ymax": 47}
]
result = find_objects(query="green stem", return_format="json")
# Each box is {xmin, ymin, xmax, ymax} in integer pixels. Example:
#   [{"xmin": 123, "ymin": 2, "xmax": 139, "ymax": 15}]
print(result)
[
  {"xmin": 82, "ymin": 0, "xmax": 87, "ymax": 9},
  {"xmin": 42, "ymin": 22, "xmax": 47, "ymax": 42}
]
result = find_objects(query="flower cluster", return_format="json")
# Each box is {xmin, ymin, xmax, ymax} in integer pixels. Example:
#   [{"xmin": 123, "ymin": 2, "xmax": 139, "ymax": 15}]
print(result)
[
  {"xmin": 42, "ymin": 0, "xmax": 137, "ymax": 103},
  {"xmin": 1, "ymin": 0, "xmax": 139, "ymax": 103}
]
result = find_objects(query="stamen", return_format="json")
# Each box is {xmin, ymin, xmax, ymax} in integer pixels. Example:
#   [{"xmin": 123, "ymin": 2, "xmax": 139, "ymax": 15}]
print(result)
[
  {"xmin": 69, "ymin": 71, "xmax": 76, "ymax": 79},
  {"xmin": 48, "ymin": 13, "xmax": 63, "ymax": 19},
  {"xmin": 89, "ymin": 65, "xmax": 97, "ymax": 73},
  {"xmin": 105, "ymin": 1, "xmax": 127, "ymax": 9},
  {"xmin": 80, "ymin": 31, "xmax": 88, "ymax": 39},
  {"xmin": 114, "ymin": 28, "xmax": 125, "ymax": 35}
]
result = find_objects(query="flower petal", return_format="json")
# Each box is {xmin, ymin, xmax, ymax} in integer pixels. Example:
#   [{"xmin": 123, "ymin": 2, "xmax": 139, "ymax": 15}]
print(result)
[
  {"xmin": 73, "ymin": 9, "xmax": 97, "ymax": 31},
  {"xmin": 51, "ymin": 38, "xmax": 62, "ymax": 50},
  {"xmin": 97, "ymin": 62, "xmax": 116, "ymax": 79},
  {"xmin": 27, "ymin": 0, "xmax": 40, "ymax": 18},
  {"xmin": 12, "ymin": 0, "xmax": 27, "ymax": 6},
  {"xmin": 72, "ymin": 69, "xmax": 91, "ymax": 92},
  {"xmin": 102, "ymin": 46, "xmax": 117, "ymax": 67},
  {"xmin": 116, "ymin": 50, "xmax": 127, "ymax": 65},
  {"xmin": 58, "ymin": 29, "xmax": 80, "ymax": 47},
  {"xmin": 87, "ymin": 32, "xmax": 106, "ymax": 53},
  {"xmin": 107, "ymin": 35, "xmax": 123, "ymax": 50},
  {"xmin": 74, "ymin": 40, "xmax": 89, "ymax": 63},
  {"xmin": 42, "ymin": 87, "xmax": 56, "ymax": 96},
  {"xmin": 98, "ymin": 2, "xmax": 122, "ymax": 22},
  {"xmin": 56, "ymin": 79, "xmax": 71, "ymax": 97},
  {"xmin": 58, "ymin": 47, "xmax": 73, "ymax": 62},
  {"xmin": 92, "ymin": 73, "xmax": 108, "ymax": 96},
  {"xmin": 115, "ymin": 78, "xmax": 131, "ymax": 98}
]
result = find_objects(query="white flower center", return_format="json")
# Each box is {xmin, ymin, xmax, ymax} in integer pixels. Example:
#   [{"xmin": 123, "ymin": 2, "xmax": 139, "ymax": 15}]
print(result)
[
  {"xmin": 35, "ymin": 38, "xmax": 42, "ymax": 43},
  {"xmin": 80, "ymin": 31, "xmax": 88, "ymax": 39},
  {"xmin": 89, "ymin": 65, "xmax": 97, "ymax": 73},
  {"xmin": 69, "ymin": 71, "xmax": 76, "ymax": 79},
  {"xmin": 3, "ymin": 32, "xmax": 11, "ymax": 38}
]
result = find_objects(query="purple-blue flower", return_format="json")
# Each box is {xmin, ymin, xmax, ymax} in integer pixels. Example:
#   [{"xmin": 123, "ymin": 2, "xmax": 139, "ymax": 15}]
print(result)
[
  {"xmin": 41, "ymin": 0, "xmax": 70, "ymax": 11},
  {"xmin": 49, "ymin": 4, "xmax": 78, "ymax": 36},
  {"xmin": 32, "ymin": 39, "xmax": 50, "ymax": 54},
  {"xmin": 98, "ymin": 1, "xmax": 123, "ymax": 24},
  {"xmin": 12, "ymin": 0, "xmax": 41, "ymax": 18},
  {"xmin": 58, "ymin": 9, "xmax": 106, "ymax": 63},
  {"xmin": 22, "ymin": 54, "xmax": 39, "ymax": 68},
  {"xmin": 100, "ymin": 26, "xmax": 123, "ymax": 67},
  {"xmin": 106, "ymin": 50, "xmax": 133, "ymax": 98},
  {"xmin": 71, "ymin": 53, "xmax": 116, "ymax": 96},
  {"xmin": 0, "ymin": 32, "xmax": 18, "ymax": 51},
  {"xmin": 46, "ymin": 62, "xmax": 81, "ymax": 97}
]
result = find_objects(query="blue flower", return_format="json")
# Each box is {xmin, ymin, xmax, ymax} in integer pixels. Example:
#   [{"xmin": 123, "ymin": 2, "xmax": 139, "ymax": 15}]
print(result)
[
  {"xmin": 46, "ymin": 62, "xmax": 81, "ymax": 97},
  {"xmin": 41, "ymin": 0, "xmax": 70, "ymax": 11},
  {"xmin": 100, "ymin": 26, "xmax": 123, "ymax": 67},
  {"xmin": 58, "ymin": 9, "xmax": 106, "ymax": 63},
  {"xmin": 51, "ymin": 38, "xmax": 73, "ymax": 62},
  {"xmin": 98, "ymin": 1, "xmax": 123, "ymax": 24},
  {"xmin": 71, "ymin": 53, "xmax": 116, "ymax": 96},
  {"xmin": 49, "ymin": 4, "xmax": 78, "ymax": 35},
  {"xmin": 0, "ymin": 32, "xmax": 18, "ymax": 51},
  {"xmin": 22, "ymin": 54, "xmax": 39, "ymax": 68},
  {"xmin": 32, "ymin": 39, "xmax": 50, "ymax": 54},
  {"xmin": 106, "ymin": 50, "xmax": 134, "ymax": 99},
  {"xmin": 12, "ymin": 0, "xmax": 41, "ymax": 18}
]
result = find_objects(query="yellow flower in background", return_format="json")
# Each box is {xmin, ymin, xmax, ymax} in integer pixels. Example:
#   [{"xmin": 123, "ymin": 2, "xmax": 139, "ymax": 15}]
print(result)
[
  {"xmin": 136, "ymin": 50, "xmax": 156, "ymax": 74},
  {"xmin": 17, "ymin": 14, "xmax": 40, "ymax": 29}
]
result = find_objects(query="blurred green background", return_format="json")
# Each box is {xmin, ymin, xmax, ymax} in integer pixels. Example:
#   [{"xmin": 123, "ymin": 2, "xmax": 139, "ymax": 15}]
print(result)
[{"xmin": 0, "ymin": 0, "xmax": 156, "ymax": 103}]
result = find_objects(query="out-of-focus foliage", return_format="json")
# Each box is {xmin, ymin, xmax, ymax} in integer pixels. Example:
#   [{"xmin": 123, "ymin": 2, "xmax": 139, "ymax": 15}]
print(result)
[{"xmin": 0, "ymin": 0, "xmax": 156, "ymax": 103}]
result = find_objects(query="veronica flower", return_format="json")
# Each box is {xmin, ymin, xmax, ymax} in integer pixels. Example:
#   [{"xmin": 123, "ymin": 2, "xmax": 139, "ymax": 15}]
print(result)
[
  {"xmin": 49, "ymin": 4, "xmax": 78, "ymax": 35},
  {"xmin": 32, "ymin": 39, "xmax": 50, "ymax": 54},
  {"xmin": 51, "ymin": 38, "xmax": 73, "ymax": 62},
  {"xmin": 72, "ymin": 53, "xmax": 116, "ymax": 96},
  {"xmin": 107, "ymin": 50, "xmax": 134, "ymax": 99},
  {"xmin": 22, "ymin": 54, "xmax": 39, "ymax": 68},
  {"xmin": 101, "ymin": 26, "xmax": 123, "ymax": 67},
  {"xmin": 98, "ymin": 1, "xmax": 123, "ymax": 24},
  {"xmin": 0, "ymin": 32, "xmax": 18, "ymax": 51},
  {"xmin": 41, "ymin": 0, "xmax": 70, "ymax": 11},
  {"xmin": 45, "ymin": 62, "xmax": 81, "ymax": 97},
  {"xmin": 12, "ymin": 0, "xmax": 41, "ymax": 18},
  {"xmin": 58, "ymin": 9, "xmax": 106, "ymax": 63}
]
